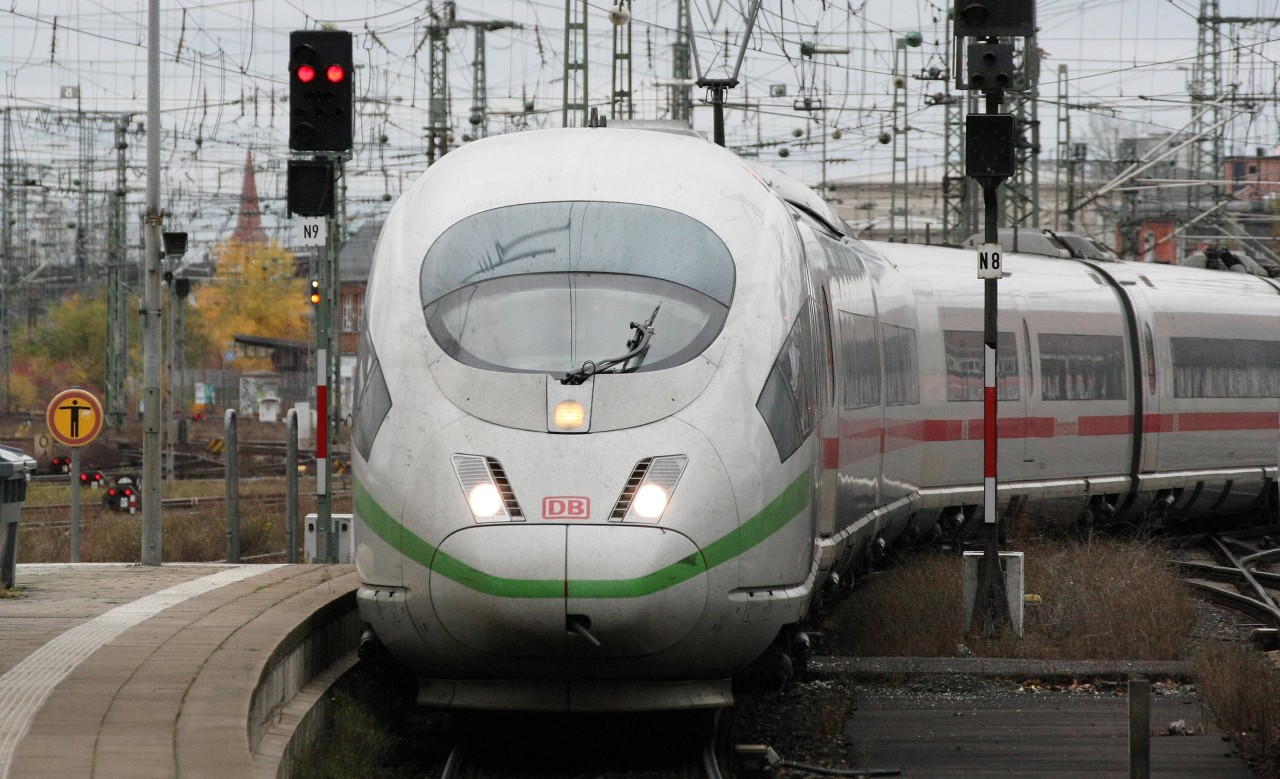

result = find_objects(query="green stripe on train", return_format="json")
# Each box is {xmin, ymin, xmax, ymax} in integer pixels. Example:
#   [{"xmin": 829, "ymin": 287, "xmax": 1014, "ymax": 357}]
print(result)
[{"xmin": 353, "ymin": 470, "xmax": 810, "ymax": 599}]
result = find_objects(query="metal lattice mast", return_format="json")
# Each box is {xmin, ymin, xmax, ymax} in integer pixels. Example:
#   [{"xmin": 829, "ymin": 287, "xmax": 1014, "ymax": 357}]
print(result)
[
  {"xmin": 610, "ymin": 1, "xmax": 634, "ymax": 120},
  {"xmin": 1055, "ymin": 64, "xmax": 1070, "ymax": 231},
  {"xmin": 470, "ymin": 27, "xmax": 489, "ymax": 138},
  {"xmin": 938, "ymin": 22, "xmax": 966, "ymax": 246},
  {"xmin": 889, "ymin": 41, "xmax": 909, "ymax": 240},
  {"xmin": 105, "ymin": 116, "xmax": 129, "ymax": 428},
  {"xmin": 562, "ymin": 0, "xmax": 589, "ymax": 126},
  {"xmin": 670, "ymin": 0, "xmax": 693, "ymax": 123},
  {"xmin": 1003, "ymin": 37, "xmax": 1040, "ymax": 228},
  {"xmin": 1188, "ymin": 0, "xmax": 1223, "ymax": 226},
  {"xmin": 465, "ymin": 20, "xmax": 519, "ymax": 139},
  {"xmin": 76, "ymin": 109, "xmax": 91, "ymax": 284},
  {"xmin": 426, "ymin": 19, "xmax": 450, "ymax": 164},
  {"xmin": 14, "ymin": 162, "xmax": 31, "ymax": 330},
  {"xmin": 1, "ymin": 109, "xmax": 9, "ymax": 411}
]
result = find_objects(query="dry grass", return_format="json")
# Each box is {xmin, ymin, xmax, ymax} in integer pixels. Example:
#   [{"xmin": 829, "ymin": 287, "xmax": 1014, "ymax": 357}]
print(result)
[
  {"xmin": 1193, "ymin": 642, "xmax": 1280, "ymax": 774},
  {"xmin": 25, "ymin": 477, "xmax": 295, "ymax": 507},
  {"xmin": 17, "ymin": 478, "xmax": 351, "ymax": 563},
  {"xmin": 820, "ymin": 536, "xmax": 1198, "ymax": 661}
]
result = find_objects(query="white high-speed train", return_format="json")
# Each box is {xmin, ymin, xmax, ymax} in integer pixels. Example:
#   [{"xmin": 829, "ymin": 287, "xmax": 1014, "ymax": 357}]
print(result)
[{"xmin": 351, "ymin": 126, "xmax": 1280, "ymax": 712}]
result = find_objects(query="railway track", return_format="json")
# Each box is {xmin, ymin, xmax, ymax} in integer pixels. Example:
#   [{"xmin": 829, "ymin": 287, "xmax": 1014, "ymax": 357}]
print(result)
[
  {"xmin": 29, "ymin": 439, "xmax": 347, "ymax": 483},
  {"xmin": 433, "ymin": 710, "xmax": 731, "ymax": 779},
  {"xmin": 18, "ymin": 489, "xmax": 352, "ymax": 532},
  {"xmin": 1175, "ymin": 526, "xmax": 1280, "ymax": 634}
]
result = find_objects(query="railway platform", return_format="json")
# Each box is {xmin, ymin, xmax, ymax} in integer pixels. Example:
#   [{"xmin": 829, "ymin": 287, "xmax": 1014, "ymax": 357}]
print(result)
[{"xmin": 0, "ymin": 562, "xmax": 360, "ymax": 779}]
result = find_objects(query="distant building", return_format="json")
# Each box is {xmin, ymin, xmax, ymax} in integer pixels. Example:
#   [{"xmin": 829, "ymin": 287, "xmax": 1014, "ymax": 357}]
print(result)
[
  {"xmin": 1224, "ymin": 149, "xmax": 1280, "ymax": 200},
  {"xmin": 337, "ymin": 219, "xmax": 381, "ymax": 356},
  {"xmin": 229, "ymin": 149, "xmax": 269, "ymax": 245}
]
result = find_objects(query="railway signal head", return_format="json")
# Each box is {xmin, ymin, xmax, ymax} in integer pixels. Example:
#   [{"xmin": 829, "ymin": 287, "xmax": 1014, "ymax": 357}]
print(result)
[
  {"xmin": 309, "ymin": 279, "xmax": 322, "ymax": 306},
  {"xmin": 952, "ymin": 0, "xmax": 1035, "ymax": 39},
  {"xmin": 289, "ymin": 30, "xmax": 353, "ymax": 152}
]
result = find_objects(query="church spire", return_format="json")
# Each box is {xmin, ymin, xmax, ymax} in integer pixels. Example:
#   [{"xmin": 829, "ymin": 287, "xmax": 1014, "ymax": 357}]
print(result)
[{"xmin": 230, "ymin": 149, "xmax": 269, "ymax": 244}]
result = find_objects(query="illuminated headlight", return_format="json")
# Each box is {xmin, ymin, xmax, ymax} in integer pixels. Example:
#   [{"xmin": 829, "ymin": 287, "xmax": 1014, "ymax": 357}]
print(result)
[
  {"xmin": 468, "ymin": 483, "xmax": 503, "ymax": 517},
  {"xmin": 451, "ymin": 454, "xmax": 524, "ymax": 523},
  {"xmin": 613, "ymin": 455, "xmax": 688, "ymax": 523},
  {"xmin": 553, "ymin": 400, "xmax": 586, "ymax": 431},
  {"xmin": 631, "ymin": 484, "xmax": 669, "ymax": 519}
]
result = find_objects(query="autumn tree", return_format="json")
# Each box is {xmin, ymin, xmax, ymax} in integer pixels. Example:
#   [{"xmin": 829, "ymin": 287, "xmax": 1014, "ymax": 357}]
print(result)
[
  {"xmin": 8, "ymin": 290, "xmax": 111, "ymax": 410},
  {"xmin": 190, "ymin": 240, "xmax": 310, "ymax": 371}
]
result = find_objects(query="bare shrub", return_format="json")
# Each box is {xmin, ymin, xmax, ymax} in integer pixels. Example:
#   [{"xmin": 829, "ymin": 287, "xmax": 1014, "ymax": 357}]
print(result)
[
  {"xmin": 820, "ymin": 537, "xmax": 1198, "ymax": 661},
  {"xmin": 1193, "ymin": 642, "xmax": 1280, "ymax": 773},
  {"xmin": 819, "ymin": 551, "xmax": 962, "ymax": 657},
  {"xmin": 1006, "ymin": 538, "xmax": 1197, "ymax": 661}
]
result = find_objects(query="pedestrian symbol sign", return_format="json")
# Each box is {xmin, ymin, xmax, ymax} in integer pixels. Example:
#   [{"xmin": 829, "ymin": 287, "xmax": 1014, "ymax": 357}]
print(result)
[{"xmin": 46, "ymin": 388, "xmax": 104, "ymax": 447}]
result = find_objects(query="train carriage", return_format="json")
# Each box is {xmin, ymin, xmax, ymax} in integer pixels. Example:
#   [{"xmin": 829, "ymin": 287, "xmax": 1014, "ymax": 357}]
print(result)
[{"xmin": 351, "ymin": 126, "xmax": 1280, "ymax": 712}]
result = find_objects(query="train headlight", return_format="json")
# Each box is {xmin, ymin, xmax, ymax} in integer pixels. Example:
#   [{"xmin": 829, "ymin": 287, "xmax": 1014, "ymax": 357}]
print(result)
[
  {"xmin": 552, "ymin": 400, "xmax": 586, "ymax": 431},
  {"xmin": 611, "ymin": 455, "xmax": 688, "ymax": 523},
  {"xmin": 451, "ymin": 454, "xmax": 525, "ymax": 523},
  {"xmin": 632, "ymin": 484, "xmax": 669, "ymax": 519},
  {"xmin": 467, "ymin": 483, "xmax": 503, "ymax": 517}
]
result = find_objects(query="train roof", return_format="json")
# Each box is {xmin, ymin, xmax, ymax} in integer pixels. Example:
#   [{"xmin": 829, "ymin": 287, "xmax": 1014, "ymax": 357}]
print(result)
[
  {"xmin": 390, "ymin": 128, "xmax": 784, "ymax": 237},
  {"xmin": 867, "ymin": 238, "xmax": 1280, "ymax": 315}
]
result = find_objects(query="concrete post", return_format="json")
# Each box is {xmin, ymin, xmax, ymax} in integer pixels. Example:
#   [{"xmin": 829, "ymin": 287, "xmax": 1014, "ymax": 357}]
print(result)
[
  {"xmin": 224, "ymin": 409, "xmax": 240, "ymax": 563},
  {"xmin": 1128, "ymin": 677, "xmax": 1150, "ymax": 779},
  {"xmin": 286, "ymin": 409, "xmax": 299, "ymax": 564}
]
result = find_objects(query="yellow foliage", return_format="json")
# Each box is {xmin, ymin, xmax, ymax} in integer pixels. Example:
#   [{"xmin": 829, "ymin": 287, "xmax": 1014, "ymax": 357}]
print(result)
[
  {"xmin": 192, "ymin": 240, "xmax": 310, "ymax": 368},
  {"xmin": 6, "ymin": 371, "xmax": 39, "ymax": 412}
]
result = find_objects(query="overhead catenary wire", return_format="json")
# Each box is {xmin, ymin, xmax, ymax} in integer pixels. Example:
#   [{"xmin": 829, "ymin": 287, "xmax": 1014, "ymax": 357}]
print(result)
[{"xmin": 2, "ymin": 0, "xmax": 1280, "ymax": 253}]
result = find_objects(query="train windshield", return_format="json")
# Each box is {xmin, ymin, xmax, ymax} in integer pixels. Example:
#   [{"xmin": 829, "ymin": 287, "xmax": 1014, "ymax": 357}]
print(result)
[{"xmin": 420, "ymin": 201, "xmax": 735, "ymax": 375}]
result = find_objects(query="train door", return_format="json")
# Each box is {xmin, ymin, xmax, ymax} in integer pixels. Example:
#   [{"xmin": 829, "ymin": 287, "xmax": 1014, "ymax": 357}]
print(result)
[
  {"xmin": 796, "ymin": 222, "xmax": 841, "ymax": 546},
  {"xmin": 822, "ymin": 240, "xmax": 883, "ymax": 529},
  {"xmin": 1008, "ymin": 287, "xmax": 1032, "ymax": 472},
  {"xmin": 1128, "ymin": 283, "xmax": 1162, "ymax": 472},
  {"xmin": 1087, "ymin": 263, "xmax": 1161, "ymax": 476}
]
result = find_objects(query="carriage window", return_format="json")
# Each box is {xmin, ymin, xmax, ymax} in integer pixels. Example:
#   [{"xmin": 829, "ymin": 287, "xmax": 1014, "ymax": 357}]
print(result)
[
  {"xmin": 819, "ymin": 288, "xmax": 836, "ymax": 408},
  {"xmin": 353, "ymin": 330, "xmax": 392, "ymax": 460},
  {"xmin": 757, "ymin": 299, "xmax": 820, "ymax": 462},
  {"xmin": 882, "ymin": 323, "xmax": 919, "ymax": 405},
  {"xmin": 944, "ymin": 331, "xmax": 1019, "ymax": 401},
  {"xmin": 1144, "ymin": 324, "xmax": 1156, "ymax": 396},
  {"xmin": 1170, "ymin": 337, "xmax": 1280, "ymax": 398},
  {"xmin": 838, "ymin": 311, "xmax": 879, "ymax": 409},
  {"xmin": 1038, "ymin": 333, "xmax": 1126, "ymax": 401},
  {"xmin": 819, "ymin": 235, "xmax": 864, "ymax": 273}
]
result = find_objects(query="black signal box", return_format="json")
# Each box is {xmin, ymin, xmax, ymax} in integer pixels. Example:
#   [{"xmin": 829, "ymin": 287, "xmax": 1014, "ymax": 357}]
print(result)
[
  {"xmin": 287, "ymin": 159, "xmax": 335, "ymax": 216},
  {"xmin": 289, "ymin": 30, "xmax": 353, "ymax": 152},
  {"xmin": 953, "ymin": 0, "xmax": 1036, "ymax": 39},
  {"xmin": 965, "ymin": 113, "xmax": 1017, "ymax": 181}
]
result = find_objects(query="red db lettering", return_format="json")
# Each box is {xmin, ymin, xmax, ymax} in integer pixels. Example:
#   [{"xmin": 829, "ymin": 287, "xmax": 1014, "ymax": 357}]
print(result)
[{"xmin": 542, "ymin": 496, "xmax": 590, "ymax": 519}]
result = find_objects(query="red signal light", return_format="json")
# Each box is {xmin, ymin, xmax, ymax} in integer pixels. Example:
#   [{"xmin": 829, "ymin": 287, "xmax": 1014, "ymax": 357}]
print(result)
[
  {"xmin": 326, "ymin": 64, "xmax": 346, "ymax": 83},
  {"xmin": 297, "ymin": 64, "xmax": 316, "ymax": 83}
]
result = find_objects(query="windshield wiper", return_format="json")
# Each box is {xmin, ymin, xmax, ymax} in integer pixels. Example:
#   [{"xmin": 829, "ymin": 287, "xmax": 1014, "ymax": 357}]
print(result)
[{"xmin": 561, "ymin": 303, "xmax": 661, "ymax": 385}]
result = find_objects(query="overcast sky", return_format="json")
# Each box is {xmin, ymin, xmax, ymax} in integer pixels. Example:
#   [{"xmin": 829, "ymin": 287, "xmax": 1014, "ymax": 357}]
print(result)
[{"xmin": 2, "ymin": 0, "xmax": 1279, "ymax": 251}]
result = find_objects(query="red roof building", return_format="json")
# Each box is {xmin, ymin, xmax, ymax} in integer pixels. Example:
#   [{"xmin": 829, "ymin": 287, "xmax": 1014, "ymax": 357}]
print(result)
[{"xmin": 230, "ymin": 149, "xmax": 269, "ymax": 244}]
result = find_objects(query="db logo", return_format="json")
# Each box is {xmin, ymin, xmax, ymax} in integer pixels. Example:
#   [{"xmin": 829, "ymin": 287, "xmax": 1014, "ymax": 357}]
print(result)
[{"xmin": 542, "ymin": 496, "xmax": 590, "ymax": 519}]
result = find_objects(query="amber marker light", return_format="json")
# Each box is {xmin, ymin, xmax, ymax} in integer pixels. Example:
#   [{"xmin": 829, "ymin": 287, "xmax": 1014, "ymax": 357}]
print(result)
[{"xmin": 553, "ymin": 400, "xmax": 587, "ymax": 431}]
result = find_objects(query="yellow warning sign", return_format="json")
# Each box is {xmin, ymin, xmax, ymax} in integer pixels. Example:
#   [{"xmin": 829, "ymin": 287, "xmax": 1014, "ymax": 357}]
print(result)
[{"xmin": 46, "ymin": 388, "xmax": 104, "ymax": 447}]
